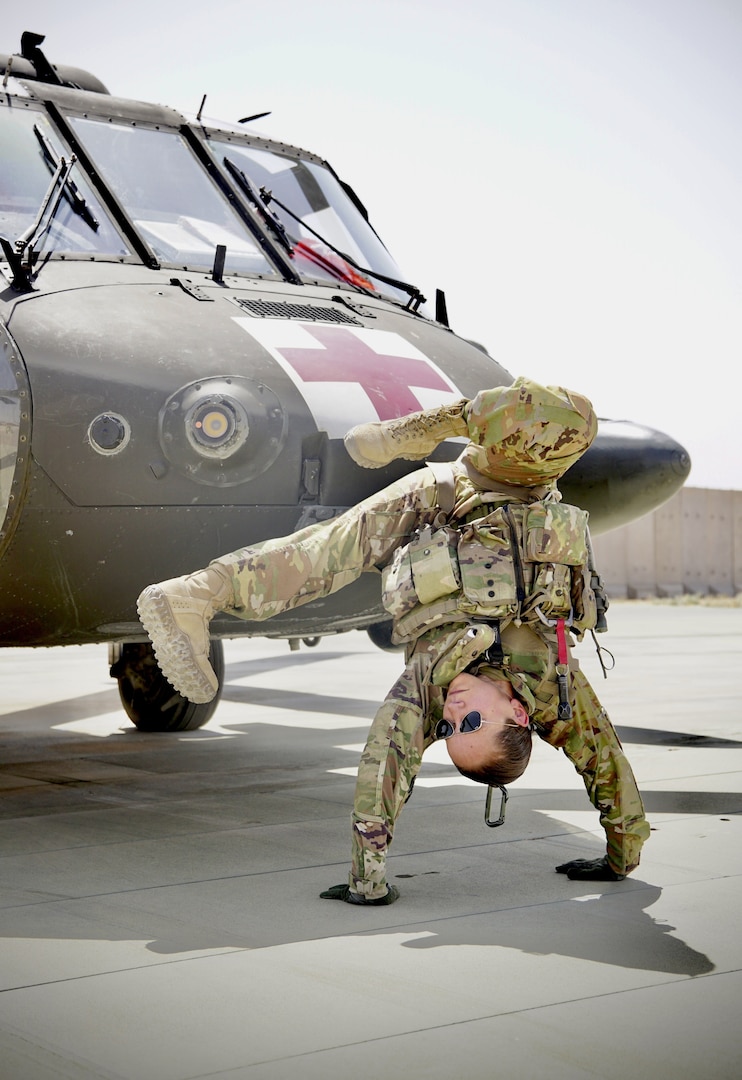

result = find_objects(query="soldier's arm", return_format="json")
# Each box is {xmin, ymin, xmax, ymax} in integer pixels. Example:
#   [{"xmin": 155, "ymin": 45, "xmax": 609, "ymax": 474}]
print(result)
[
  {"xmin": 540, "ymin": 667, "xmax": 650, "ymax": 876},
  {"xmin": 347, "ymin": 654, "xmax": 433, "ymax": 901},
  {"xmin": 320, "ymin": 688, "xmax": 428, "ymax": 904}
]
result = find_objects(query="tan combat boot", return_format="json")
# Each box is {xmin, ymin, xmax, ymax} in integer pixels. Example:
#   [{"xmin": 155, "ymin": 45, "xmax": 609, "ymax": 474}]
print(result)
[
  {"xmin": 344, "ymin": 398, "xmax": 469, "ymax": 468},
  {"xmin": 137, "ymin": 565, "xmax": 235, "ymax": 704}
]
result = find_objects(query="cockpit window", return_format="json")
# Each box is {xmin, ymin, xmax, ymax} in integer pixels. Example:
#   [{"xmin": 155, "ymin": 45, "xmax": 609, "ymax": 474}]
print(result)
[
  {"xmin": 207, "ymin": 140, "xmax": 408, "ymax": 301},
  {"xmin": 69, "ymin": 118, "xmax": 277, "ymax": 277},
  {"xmin": 0, "ymin": 104, "xmax": 129, "ymax": 257}
]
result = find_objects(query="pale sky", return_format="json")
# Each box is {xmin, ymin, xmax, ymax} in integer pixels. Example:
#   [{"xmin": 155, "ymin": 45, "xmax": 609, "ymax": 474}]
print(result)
[{"xmin": 5, "ymin": 0, "xmax": 741, "ymax": 488}]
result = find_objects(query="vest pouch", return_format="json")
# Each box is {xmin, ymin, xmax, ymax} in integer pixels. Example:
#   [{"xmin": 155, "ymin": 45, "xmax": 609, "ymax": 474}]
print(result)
[
  {"xmin": 381, "ymin": 545, "xmax": 416, "ymax": 620},
  {"xmin": 530, "ymin": 562, "xmax": 573, "ymax": 618},
  {"xmin": 525, "ymin": 502, "xmax": 589, "ymax": 565},
  {"xmin": 409, "ymin": 526, "xmax": 460, "ymax": 604},
  {"xmin": 525, "ymin": 502, "xmax": 590, "ymax": 621},
  {"xmin": 458, "ymin": 515, "xmax": 518, "ymax": 612}
]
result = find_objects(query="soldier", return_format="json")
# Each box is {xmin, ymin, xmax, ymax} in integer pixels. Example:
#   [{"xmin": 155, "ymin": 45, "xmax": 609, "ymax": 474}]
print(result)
[{"xmin": 138, "ymin": 377, "xmax": 649, "ymax": 905}]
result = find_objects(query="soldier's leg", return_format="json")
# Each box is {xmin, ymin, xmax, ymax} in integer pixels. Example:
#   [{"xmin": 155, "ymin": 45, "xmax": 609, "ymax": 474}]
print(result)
[
  {"xmin": 136, "ymin": 521, "xmax": 345, "ymax": 705},
  {"xmin": 138, "ymin": 475, "xmax": 439, "ymax": 703},
  {"xmin": 344, "ymin": 398, "xmax": 468, "ymax": 467},
  {"xmin": 137, "ymin": 562, "xmax": 236, "ymax": 703},
  {"xmin": 137, "ymin": 520, "xmax": 358, "ymax": 705}
]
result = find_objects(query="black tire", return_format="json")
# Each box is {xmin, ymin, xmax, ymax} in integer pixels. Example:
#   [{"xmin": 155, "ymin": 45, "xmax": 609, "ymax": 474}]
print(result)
[
  {"xmin": 111, "ymin": 639, "xmax": 225, "ymax": 731},
  {"xmin": 366, "ymin": 621, "xmax": 404, "ymax": 652}
]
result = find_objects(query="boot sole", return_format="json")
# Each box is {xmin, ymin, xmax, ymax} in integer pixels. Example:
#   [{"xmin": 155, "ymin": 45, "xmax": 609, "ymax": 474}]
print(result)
[{"xmin": 137, "ymin": 585, "xmax": 217, "ymax": 704}]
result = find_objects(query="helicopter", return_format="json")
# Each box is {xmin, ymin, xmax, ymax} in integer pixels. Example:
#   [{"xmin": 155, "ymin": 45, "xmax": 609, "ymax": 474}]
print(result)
[{"xmin": 0, "ymin": 32, "xmax": 690, "ymax": 732}]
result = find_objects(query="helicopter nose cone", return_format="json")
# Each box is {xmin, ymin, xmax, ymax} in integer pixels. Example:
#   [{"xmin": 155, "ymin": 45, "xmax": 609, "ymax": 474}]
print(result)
[{"xmin": 559, "ymin": 419, "xmax": 692, "ymax": 534}]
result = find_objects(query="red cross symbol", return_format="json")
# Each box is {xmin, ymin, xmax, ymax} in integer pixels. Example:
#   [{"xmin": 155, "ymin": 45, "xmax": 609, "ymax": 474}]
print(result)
[{"xmin": 275, "ymin": 325, "xmax": 453, "ymax": 420}]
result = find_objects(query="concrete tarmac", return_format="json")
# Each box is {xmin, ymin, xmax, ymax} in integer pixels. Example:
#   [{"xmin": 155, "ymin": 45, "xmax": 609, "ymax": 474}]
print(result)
[{"xmin": 0, "ymin": 602, "xmax": 740, "ymax": 1080}]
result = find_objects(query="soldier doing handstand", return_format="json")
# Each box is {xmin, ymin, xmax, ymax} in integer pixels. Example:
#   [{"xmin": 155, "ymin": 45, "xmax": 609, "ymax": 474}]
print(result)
[{"xmin": 137, "ymin": 378, "xmax": 650, "ymax": 905}]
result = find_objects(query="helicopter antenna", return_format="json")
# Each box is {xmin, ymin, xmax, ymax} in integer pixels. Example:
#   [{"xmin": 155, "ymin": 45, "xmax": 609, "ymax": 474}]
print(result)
[
  {"xmin": 196, "ymin": 94, "xmax": 207, "ymax": 122},
  {"xmin": 239, "ymin": 112, "xmax": 271, "ymax": 124},
  {"xmin": 20, "ymin": 31, "xmax": 63, "ymax": 85}
]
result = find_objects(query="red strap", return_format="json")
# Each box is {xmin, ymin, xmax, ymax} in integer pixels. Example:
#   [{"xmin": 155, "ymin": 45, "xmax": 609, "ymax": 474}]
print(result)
[{"xmin": 556, "ymin": 618, "xmax": 569, "ymax": 667}]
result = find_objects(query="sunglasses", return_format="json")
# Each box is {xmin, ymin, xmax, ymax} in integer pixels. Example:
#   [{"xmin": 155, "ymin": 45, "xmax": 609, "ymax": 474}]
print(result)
[
  {"xmin": 435, "ymin": 710, "xmax": 515, "ymax": 740},
  {"xmin": 434, "ymin": 711, "xmax": 513, "ymax": 828}
]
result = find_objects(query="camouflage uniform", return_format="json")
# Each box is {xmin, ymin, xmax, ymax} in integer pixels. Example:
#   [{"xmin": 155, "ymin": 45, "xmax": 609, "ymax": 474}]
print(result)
[{"xmin": 215, "ymin": 457, "xmax": 649, "ymax": 899}]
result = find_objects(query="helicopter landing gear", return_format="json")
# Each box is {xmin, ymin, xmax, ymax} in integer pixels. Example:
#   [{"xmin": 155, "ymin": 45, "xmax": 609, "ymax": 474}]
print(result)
[
  {"xmin": 288, "ymin": 636, "xmax": 321, "ymax": 650},
  {"xmin": 109, "ymin": 639, "xmax": 224, "ymax": 731}
]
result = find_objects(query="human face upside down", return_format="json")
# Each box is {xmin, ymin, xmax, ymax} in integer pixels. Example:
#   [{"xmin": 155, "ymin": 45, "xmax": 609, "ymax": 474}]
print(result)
[{"xmin": 441, "ymin": 673, "xmax": 530, "ymax": 781}]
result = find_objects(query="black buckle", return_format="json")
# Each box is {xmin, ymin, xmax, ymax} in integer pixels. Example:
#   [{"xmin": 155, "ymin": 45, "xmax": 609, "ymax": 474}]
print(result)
[{"xmin": 482, "ymin": 620, "xmax": 504, "ymax": 666}]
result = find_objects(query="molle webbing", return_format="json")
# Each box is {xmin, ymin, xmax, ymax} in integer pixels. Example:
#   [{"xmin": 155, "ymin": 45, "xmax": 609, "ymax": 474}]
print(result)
[{"xmin": 382, "ymin": 463, "xmax": 598, "ymax": 645}]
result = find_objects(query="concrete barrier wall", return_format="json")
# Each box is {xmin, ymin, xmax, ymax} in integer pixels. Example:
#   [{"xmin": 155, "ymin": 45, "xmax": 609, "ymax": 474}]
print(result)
[{"xmin": 590, "ymin": 487, "xmax": 742, "ymax": 598}]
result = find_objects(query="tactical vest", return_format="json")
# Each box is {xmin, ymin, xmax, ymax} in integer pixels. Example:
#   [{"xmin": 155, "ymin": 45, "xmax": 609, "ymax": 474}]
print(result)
[{"xmin": 381, "ymin": 464, "xmax": 598, "ymax": 645}]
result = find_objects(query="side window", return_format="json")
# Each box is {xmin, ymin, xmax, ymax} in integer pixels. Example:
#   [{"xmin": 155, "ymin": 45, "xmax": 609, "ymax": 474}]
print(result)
[
  {"xmin": 209, "ymin": 140, "xmax": 409, "ymax": 302},
  {"xmin": 0, "ymin": 104, "xmax": 129, "ymax": 257}
]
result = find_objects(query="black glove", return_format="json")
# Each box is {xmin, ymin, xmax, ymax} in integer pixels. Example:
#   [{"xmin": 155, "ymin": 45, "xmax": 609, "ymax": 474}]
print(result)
[
  {"xmin": 555, "ymin": 856, "xmax": 626, "ymax": 881},
  {"xmin": 320, "ymin": 883, "xmax": 400, "ymax": 905}
]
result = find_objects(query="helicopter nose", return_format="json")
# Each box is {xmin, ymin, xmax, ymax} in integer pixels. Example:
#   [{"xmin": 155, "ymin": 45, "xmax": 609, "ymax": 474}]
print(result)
[{"xmin": 560, "ymin": 419, "xmax": 692, "ymax": 533}]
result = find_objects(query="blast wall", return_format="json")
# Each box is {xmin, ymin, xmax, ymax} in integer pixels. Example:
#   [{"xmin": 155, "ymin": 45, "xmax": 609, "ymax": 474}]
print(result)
[{"xmin": 591, "ymin": 487, "xmax": 742, "ymax": 598}]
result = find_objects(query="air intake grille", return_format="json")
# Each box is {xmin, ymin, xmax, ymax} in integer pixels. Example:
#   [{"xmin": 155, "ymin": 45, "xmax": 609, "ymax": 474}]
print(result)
[{"xmin": 233, "ymin": 298, "xmax": 361, "ymax": 324}]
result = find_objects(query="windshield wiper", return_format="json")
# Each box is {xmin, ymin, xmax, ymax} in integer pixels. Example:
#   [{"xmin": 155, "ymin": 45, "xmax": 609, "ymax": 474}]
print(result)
[
  {"xmin": 258, "ymin": 187, "xmax": 426, "ymax": 311},
  {"xmin": 223, "ymin": 156, "xmax": 294, "ymax": 257},
  {"xmin": 33, "ymin": 124, "xmax": 99, "ymax": 233},
  {"xmin": 0, "ymin": 153, "xmax": 80, "ymax": 290},
  {"xmin": 224, "ymin": 153, "xmax": 424, "ymax": 307}
]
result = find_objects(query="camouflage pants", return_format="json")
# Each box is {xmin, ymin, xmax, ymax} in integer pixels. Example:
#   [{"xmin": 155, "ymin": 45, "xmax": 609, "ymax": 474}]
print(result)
[{"xmin": 214, "ymin": 471, "xmax": 441, "ymax": 620}]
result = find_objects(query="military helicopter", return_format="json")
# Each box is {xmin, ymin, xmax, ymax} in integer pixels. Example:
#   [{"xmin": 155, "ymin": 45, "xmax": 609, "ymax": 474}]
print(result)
[{"xmin": 0, "ymin": 32, "xmax": 690, "ymax": 732}]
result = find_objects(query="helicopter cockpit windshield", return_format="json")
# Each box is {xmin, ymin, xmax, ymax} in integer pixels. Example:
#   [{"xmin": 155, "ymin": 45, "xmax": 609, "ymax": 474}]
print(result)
[
  {"xmin": 1, "ymin": 90, "xmax": 416, "ymax": 302},
  {"xmin": 67, "ymin": 117, "xmax": 279, "ymax": 278}
]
